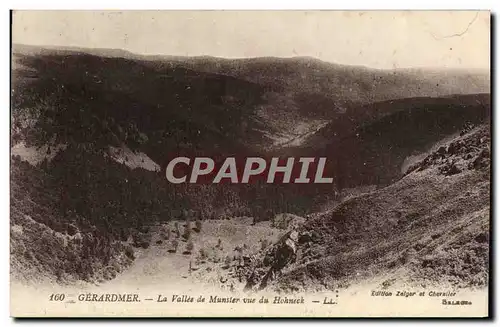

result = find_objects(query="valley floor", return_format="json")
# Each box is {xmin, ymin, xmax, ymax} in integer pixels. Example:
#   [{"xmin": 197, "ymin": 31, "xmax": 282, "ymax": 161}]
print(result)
[
  {"xmin": 10, "ymin": 124, "xmax": 492, "ymax": 317},
  {"xmin": 11, "ymin": 214, "xmax": 489, "ymax": 317}
]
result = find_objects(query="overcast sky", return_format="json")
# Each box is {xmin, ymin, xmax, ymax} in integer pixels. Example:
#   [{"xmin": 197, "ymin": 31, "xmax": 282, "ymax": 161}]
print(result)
[{"xmin": 12, "ymin": 10, "xmax": 490, "ymax": 69}]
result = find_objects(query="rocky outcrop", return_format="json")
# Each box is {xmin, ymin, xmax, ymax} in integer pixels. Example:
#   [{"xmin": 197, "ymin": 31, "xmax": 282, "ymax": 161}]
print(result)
[
  {"xmin": 241, "ymin": 227, "xmax": 321, "ymax": 292},
  {"xmin": 405, "ymin": 124, "xmax": 490, "ymax": 177}
]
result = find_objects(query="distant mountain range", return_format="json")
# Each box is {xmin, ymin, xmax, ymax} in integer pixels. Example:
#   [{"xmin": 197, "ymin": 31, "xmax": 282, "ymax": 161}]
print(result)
[
  {"xmin": 10, "ymin": 43, "xmax": 491, "ymax": 286},
  {"xmin": 11, "ymin": 43, "xmax": 490, "ymax": 155},
  {"xmin": 11, "ymin": 43, "xmax": 490, "ymax": 209}
]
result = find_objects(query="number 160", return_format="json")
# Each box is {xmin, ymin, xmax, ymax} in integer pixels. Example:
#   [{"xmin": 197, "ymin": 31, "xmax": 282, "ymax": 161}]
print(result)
[{"xmin": 49, "ymin": 293, "xmax": 65, "ymax": 301}]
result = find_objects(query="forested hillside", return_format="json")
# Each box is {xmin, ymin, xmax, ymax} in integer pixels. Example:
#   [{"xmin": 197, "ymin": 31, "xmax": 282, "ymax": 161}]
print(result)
[{"xmin": 10, "ymin": 44, "xmax": 491, "ymax": 284}]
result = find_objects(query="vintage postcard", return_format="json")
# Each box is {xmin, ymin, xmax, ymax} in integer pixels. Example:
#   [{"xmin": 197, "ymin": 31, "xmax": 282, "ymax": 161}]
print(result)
[{"xmin": 10, "ymin": 10, "xmax": 491, "ymax": 318}]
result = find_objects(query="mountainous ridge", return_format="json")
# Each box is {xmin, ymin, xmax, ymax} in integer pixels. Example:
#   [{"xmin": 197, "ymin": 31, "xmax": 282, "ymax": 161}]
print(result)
[
  {"xmin": 240, "ymin": 123, "xmax": 490, "ymax": 293},
  {"xmin": 10, "ymin": 44, "xmax": 491, "ymax": 291}
]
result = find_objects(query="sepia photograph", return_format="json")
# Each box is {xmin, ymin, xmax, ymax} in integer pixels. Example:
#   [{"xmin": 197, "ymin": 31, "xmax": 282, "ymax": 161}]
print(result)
[{"xmin": 9, "ymin": 10, "xmax": 491, "ymax": 318}]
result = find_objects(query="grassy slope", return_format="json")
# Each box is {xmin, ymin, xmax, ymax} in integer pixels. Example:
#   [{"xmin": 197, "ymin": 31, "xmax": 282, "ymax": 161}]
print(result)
[
  {"xmin": 10, "ymin": 125, "xmax": 491, "ymax": 294},
  {"xmin": 102, "ymin": 218, "xmax": 283, "ymax": 291},
  {"xmin": 261, "ymin": 124, "xmax": 490, "ymax": 292}
]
